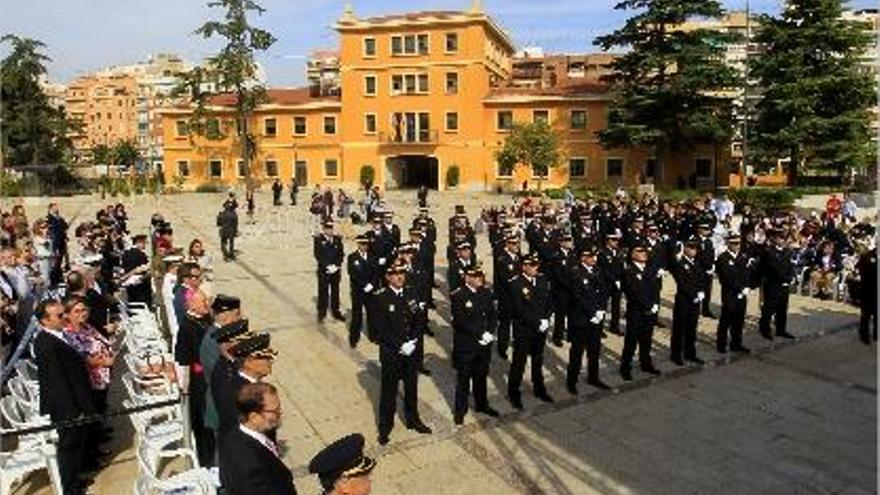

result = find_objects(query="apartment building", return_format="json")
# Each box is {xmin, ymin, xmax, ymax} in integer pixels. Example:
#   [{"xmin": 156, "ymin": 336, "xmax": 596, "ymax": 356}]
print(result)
[{"xmin": 65, "ymin": 74, "xmax": 139, "ymax": 157}]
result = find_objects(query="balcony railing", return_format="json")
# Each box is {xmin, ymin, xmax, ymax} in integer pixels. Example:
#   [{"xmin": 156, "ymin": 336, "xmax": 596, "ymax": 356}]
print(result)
[{"xmin": 379, "ymin": 129, "xmax": 438, "ymax": 144}]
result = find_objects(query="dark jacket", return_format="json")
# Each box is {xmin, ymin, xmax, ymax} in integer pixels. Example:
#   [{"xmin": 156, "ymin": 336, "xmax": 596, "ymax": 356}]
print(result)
[
  {"xmin": 217, "ymin": 208, "xmax": 239, "ymax": 238},
  {"xmin": 568, "ymin": 264, "xmax": 608, "ymax": 330},
  {"xmin": 716, "ymin": 250, "xmax": 751, "ymax": 309},
  {"xmin": 34, "ymin": 330, "xmax": 95, "ymax": 421},
  {"xmin": 450, "ymin": 285, "xmax": 496, "ymax": 366},
  {"xmin": 347, "ymin": 250, "xmax": 378, "ymax": 293},
  {"xmin": 219, "ymin": 426, "xmax": 296, "ymax": 495},
  {"xmin": 370, "ymin": 286, "xmax": 421, "ymax": 363},
  {"xmin": 509, "ymin": 274, "xmax": 552, "ymax": 341},
  {"xmin": 313, "ymin": 234, "xmax": 344, "ymax": 273}
]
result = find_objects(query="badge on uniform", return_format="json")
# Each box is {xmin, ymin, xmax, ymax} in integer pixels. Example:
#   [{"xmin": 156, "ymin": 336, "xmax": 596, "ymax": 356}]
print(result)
[
  {"xmin": 354, "ymin": 260, "xmax": 360, "ymax": 266},
  {"xmin": 522, "ymin": 287, "xmax": 529, "ymax": 295},
  {"xmin": 636, "ymin": 274, "xmax": 642, "ymax": 281},
  {"xmin": 389, "ymin": 304, "xmax": 395, "ymax": 312},
  {"xmin": 465, "ymin": 300, "xmax": 473, "ymax": 308},
  {"xmin": 508, "ymin": 264, "xmax": 514, "ymax": 271}
]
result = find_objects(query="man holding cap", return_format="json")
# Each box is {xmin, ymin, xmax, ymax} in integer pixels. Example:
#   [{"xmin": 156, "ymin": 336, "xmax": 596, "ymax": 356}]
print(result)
[
  {"xmin": 347, "ymin": 234, "xmax": 377, "ymax": 348},
  {"xmin": 314, "ymin": 220, "xmax": 345, "ymax": 323},
  {"xmin": 450, "ymin": 264, "xmax": 500, "ymax": 424},
  {"xmin": 715, "ymin": 234, "xmax": 752, "ymax": 353},
  {"xmin": 670, "ymin": 237, "xmax": 706, "ymax": 366},
  {"xmin": 308, "ymin": 433, "xmax": 376, "ymax": 495},
  {"xmin": 567, "ymin": 244, "xmax": 610, "ymax": 394},
  {"xmin": 507, "ymin": 252, "xmax": 554, "ymax": 409}
]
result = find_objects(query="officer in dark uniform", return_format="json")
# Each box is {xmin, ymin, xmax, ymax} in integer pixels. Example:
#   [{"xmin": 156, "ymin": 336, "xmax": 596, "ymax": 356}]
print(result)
[
  {"xmin": 599, "ymin": 229, "xmax": 625, "ymax": 335},
  {"xmin": 367, "ymin": 215, "xmax": 395, "ymax": 274},
  {"xmin": 715, "ymin": 234, "xmax": 752, "ymax": 353},
  {"xmin": 371, "ymin": 261, "xmax": 431, "ymax": 445},
  {"xmin": 696, "ymin": 223, "xmax": 717, "ymax": 318},
  {"xmin": 413, "ymin": 207, "xmax": 438, "ymax": 289},
  {"xmin": 856, "ymin": 242, "xmax": 877, "ymax": 344},
  {"xmin": 383, "ymin": 210, "xmax": 401, "ymax": 247},
  {"xmin": 507, "ymin": 253, "xmax": 554, "ymax": 409},
  {"xmin": 550, "ymin": 234, "xmax": 576, "ymax": 346},
  {"xmin": 347, "ymin": 234, "xmax": 377, "ymax": 348},
  {"xmin": 204, "ymin": 318, "xmax": 249, "ymax": 463},
  {"xmin": 314, "ymin": 220, "xmax": 345, "ymax": 322},
  {"xmin": 758, "ymin": 229, "xmax": 796, "ymax": 340},
  {"xmin": 567, "ymin": 244, "xmax": 610, "ymax": 394},
  {"xmin": 670, "ymin": 237, "xmax": 705, "ymax": 366},
  {"xmin": 174, "ymin": 291, "xmax": 214, "ymax": 466},
  {"xmin": 450, "ymin": 264, "xmax": 500, "ymax": 424},
  {"xmin": 494, "ymin": 234, "xmax": 520, "ymax": 360},
  {"xmin": 397, "ymin": 243, "xmax": 433, "ymax": 367},
  {"xmin": 308, "ymin": 433, "xmax": 377, "ymax": 495},
  {"xmin": 447, "ymin": 241, "xmax": 474, "ymax": 293},
  {"xmin": 620, "ymin": 244, "xmax": 661, "ymax": 381}
]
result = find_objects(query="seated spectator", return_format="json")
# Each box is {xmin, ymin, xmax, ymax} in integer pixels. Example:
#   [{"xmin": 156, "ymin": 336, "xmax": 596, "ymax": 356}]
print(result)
[{"xmin": 810, "ymin": 240, "xmax": 842, "ymax": 299}]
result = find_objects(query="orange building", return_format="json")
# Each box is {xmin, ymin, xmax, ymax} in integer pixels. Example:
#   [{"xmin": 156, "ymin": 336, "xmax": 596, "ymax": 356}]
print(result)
[
  {"xmin": 161, "ymin": 4, "xmax": 730, "ymax": 191},
  {"xmin": 66, "ymin": 74, "xmax": 138, "ymax": 156}
]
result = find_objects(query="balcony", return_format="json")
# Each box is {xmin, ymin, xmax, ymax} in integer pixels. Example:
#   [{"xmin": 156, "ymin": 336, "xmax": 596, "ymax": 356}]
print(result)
[{"xmin": 379, "ymin": 129, "xmax": 438, "ymax": 145}]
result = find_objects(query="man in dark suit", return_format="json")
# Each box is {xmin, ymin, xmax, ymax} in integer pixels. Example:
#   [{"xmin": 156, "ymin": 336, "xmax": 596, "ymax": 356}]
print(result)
[
  {"xmin": 121, "ymin": 234, "xmax": 152, "ymax": 305},
  {"xmin": 347, "ymin": 235, "xmax": 377, "ymax": 348},
  {"xmin": 716, "ymin": 234, "xmax": 752, "ymax": 353},
  {"xmin": 567, "ymin": 245, "xmax": 610, "ymax": 394},
  {"xmin": 507, "ymin": 253, "xmax": 554, "ymax": 409},
  {"xmin": 758, "ymin": 229, "xmax": 796, "ymax": 340},
  {"xmin": 220, "ymin": 382, "xmax": 296, "ymax": 495},
  {"xmin": 314, "ymin": 220, "xmax": 345, "ymax": 323},
  {"xmin": 33, "ymin": 300, "xmax": 95, "ymax": 495},
  {"xmin": 549, "ymin": 235, "xmax": 576, "ymax": 347},
  {"xmin": 599, "ymin": 230, "xmax": 625, "ymax": 335},
  {"xmin": 695, "ymin": 223, "xmax": 717, "ymax": 318},
  {"xmin": 217, "ymin": 203, "xmax": 238, "ymax": 261},
  {"xmin": 620, "ymin": 245, "xmax": 662, "ymax": 381},
  {"xmin": 670, "ymin": 237, "xmax": 706, "ymax": 366},
  {"xmin": 494, "ymin": 235, "xmax": 520, "ymax": 360},
  {"xmin": 450, "ymin": 265, "xmax": 499, "ymax": 425}
]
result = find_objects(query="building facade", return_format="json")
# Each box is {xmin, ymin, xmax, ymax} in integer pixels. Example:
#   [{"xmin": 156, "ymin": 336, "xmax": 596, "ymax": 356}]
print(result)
[
  {"xmin": 65, "ymin": 74, "xmax": 139, "ymax": 157},
  {"xmin": 161, "ymin": 4, "xmax": 729, "ymax": 191}
]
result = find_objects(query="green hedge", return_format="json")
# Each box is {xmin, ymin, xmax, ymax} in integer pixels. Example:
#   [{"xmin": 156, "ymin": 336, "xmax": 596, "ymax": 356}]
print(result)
[
  {"xmin": 195, "ymin": 182, "xmax": 226, "ymax": 193},
  {"xmin": 727, "ymin": 187, "xmax": 801, "ymax": 212},
  {"xmin": 446, "ymin": 165, "xmax": 460, "ymax": 188}
]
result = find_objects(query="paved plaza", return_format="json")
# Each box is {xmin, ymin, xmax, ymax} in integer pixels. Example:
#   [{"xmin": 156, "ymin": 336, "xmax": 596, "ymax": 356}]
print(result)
[{"xmin": 9, "ymin": 191, "xmax": 878, "ymax": 495}]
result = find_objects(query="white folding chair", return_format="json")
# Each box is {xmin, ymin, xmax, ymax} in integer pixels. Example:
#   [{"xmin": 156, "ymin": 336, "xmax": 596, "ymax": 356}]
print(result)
[{"xmin": 133, "ymin": 442, "xmax": 216, "ymax": 495}]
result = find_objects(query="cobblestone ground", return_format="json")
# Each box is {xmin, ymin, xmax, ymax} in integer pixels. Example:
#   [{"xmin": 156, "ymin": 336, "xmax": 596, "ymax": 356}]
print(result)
[{"xmin": 8, "ymin": 191, "xmax": 877, "ymax": 495}]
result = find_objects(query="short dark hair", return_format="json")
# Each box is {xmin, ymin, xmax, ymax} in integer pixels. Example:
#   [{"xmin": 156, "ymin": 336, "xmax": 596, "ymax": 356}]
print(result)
[
  {"xmin": 235, "ymin": 382, "xmax": 277, "ymax": 422},
  {"xmin": 35, "ymin": 299, "xmax": 63, "ymax": 322},
  {"xmin": 66, "ymin": 271, "xmax": 86, "ymax": 293}
]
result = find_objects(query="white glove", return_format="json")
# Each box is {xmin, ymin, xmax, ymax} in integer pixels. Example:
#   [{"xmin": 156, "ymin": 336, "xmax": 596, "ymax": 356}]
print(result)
[
  {"xmin": 479, "ymin": 332, "xmax": 495, "ymax": 345},
  {"xmin": 741, "ymin": 288, "xmax": 750, "ymax": 297},
  {"xmin": 650, "ymin": 304, "xmax": 659, "ymax": 314},
  {"xmin": 538, "ymin": 319, "xmax": 550, "ymax": 333},
  {"xmin": 363, "ymin": 283, "xmax": 374, "ymax": 293},
  {"xmin": 615, "ymin": 280, "xmax": 621, "ymax": 290},
  {"xmin": 400, "ymin": 339, "xmax": 417, "ymax": 356},
  {"xmin": 697, "ymin": 291, "xmax": 705, "ymax": 302},
  {"xmin": 378, "ymin": 257, "xmax": 387, "ymax": 266},
  {"xmin": 326, "ymin": 264, "xmax": 338, "ymax": 274},
  {"xmin": 590, "ymin": 311, "xmax": 605, "ymax": 324},
  {"xmin": 656, "ymin": 269, "xmax": 666, "ymax": 278},
  {"xmin": 706, "ymin": 269, "xmax": 714, "ymax": 275},
  {"xmin": 418, "ymin": 302, "xmax": 426, "ymax": 310}
]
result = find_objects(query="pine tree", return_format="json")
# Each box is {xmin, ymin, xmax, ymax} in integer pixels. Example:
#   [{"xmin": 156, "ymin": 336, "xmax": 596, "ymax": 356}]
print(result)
[
  {"xmin": 595, "ymin": 0, "xmax": 741, "ymax": 180},
  {"xmin": 749, "ymin": 0, "xmax": 874, "ymax": 185}
]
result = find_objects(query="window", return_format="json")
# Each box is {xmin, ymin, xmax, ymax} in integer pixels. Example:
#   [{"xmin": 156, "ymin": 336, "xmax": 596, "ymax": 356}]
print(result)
[
  {"xmin": 404, "ymin": 35, "xmax": 416, "ymax": 54},
  {"xmin": 696, "ymin": 158, "xmax": 713, "ymax": 178},
  {"xmin": 324, "ymin": 158, "xmax": 339, "ymax": 178},
  {"xmin": 264, "ymin": 118, "xmax": 277, "ymax": 136},
  {"xmin": 364, "ymin": 75, "xmax": 377, "ymax": 96},
  {"xmin": 391, "ymin": 75, "xmax": 403, "ymax": 94},
  {"xmin": 293, "ymin": 116, "xmax": 307, "ymax": 136},
  {"xmin": 265, "ymin": 160, "xmax": 279, "ymax": 177},
  {"xmin": 497, "ymin": 160, "xmax": 514, "ymax": 178},
  {"xmin": 364, "ymin": 113, "xmax": 377, "ymax": 134},
  {"xmin": 645, "ymin": 158, "xmax": 657, "ymax": 179},
  {"xmin": 209, "ymin": 159, "xmax": 223, "ymax": 178},
  {"xmin": 392, "ymin": 74, "xmax": 428, "ymax": 95},
  {"xmin": 323, "ymin": 116, "xmax": 336, "ymax": 135},
  {"xmin": 497, "ymin": 110, "xmax": 513, "ymax": 131},
  {"xmin": 391, "ymin": 36, "xmax": 402, "ymax": 55},
  {"xmin": 237, "ymin": 160, "xmax": 247, "ymax": 178},
  {"xmin": 569, "ymin": 158, "xmax": 586, "ymax": 177},
  {"xmin": 206, "ymin": 118, "xmax": 221, "ymax": 139},
  {"xmin": 176, "ymin": 160, "xmax": 190, "ymax": 177},
  {"xmin": 445, "ymin": 32, "xmax": 458, "ymax": 53},
  {"xmin": 570, "ymin": 110, "xmax": 587, "ymax": 130},
  {"xmin": 391, "ymin": 34, "xmax": 428, "ymax": 55},
  {"xmin": 445, "ymin": 72, "xmax": 459, "ymax": 94},
  {"xmin": 417, "ymin": 34, "xmax": 429, "ymax": 54},
  {"xmin": 363, "ymin": 37, "xmax": 376, "ymax": 57},
  {"xmin": 445, "ymin": 112, "xmax": 459, "ymax": 132},
  {"xmin": 391, "ymin": 112, "xmax": 431, "ymax": 142},
  {"xmin": 533, "ymin": 110, "xmax": 549, "ymax": 124},
  {"xmin": 405, "ymin": 75, "xmax": 417, "ymax": 93},
  {"xmin": 606, "ymin": 158, "xmax": 623, "ymax": 178},
  {"xmin": 417, "ymin": 74, "xmax": 429, "ymax": 93},
  {"xmin": 176, "ymin": 120, "xmax": 189, "ymax": 137}
]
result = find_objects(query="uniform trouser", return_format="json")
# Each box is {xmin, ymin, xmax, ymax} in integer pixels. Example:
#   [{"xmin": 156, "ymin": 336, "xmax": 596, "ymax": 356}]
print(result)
[
  {"xmin": 273, "ymin": 193, "xmax": 281, "ymax": 205},
  {"xmin": 671, "ymin": 297, "xmax": 699, "ymax": 361},
  {"xmin": 57, "ymin": 424, "xmax": 87, "ymax": 495},
  {"xmin": 567, "ymin": 325, "xmax": 601, "ymax": 385},
  {"xmin": 608, "ymin": 288, "xmax": 622, "ymax": 332},
  {"xmin": 759, "ymin": 287, "xmax": 789, "ymax": 335},
  {"xmin": 717, "ymin": 300, "xmax": 746, "ymax": 350},
  {"xmin": 290, "ymin": 194, "xmax": 297, "ymax": 205},
  {"xmin": 454, "ymin": 354, "xmax": 490, "ymax": 418},
  {"xmin": 859, "ymin": 303, "xmax": 877, "ymax": 342},
  {"xmin": 507, "ymin": 334, "xmax": 547, "ymax": 399},
  {"xmin": 496, "ymin": 298, "xmax": 512, "ymax": 352},
  {"xmin": 620, "ymin": 314, "xmax": 654, "ymax": 370},
  {"xmin": 349, "ymin": 290, "xmax": 367, "ymax": 345},
  {"xmin": 220, "ymin": 234, "xmax": 235, "ymax": 260},
  {"xmin": 552, "ymin": 293, "xmax": 569, "ymax": 341},
  {"xmin": 378, "ymin": 358, "xmax": 420, "ymax": 435},
  {"xmin": 317, "ymin": 272, "xmax": 341, "ymax": 317},
  {"xmin": 701, "ymin": 279, "xmax": 714, "ymax": 315},
  {"xmin": 189, "ymin": 375, "xmax": 216, "ymax": 467}
]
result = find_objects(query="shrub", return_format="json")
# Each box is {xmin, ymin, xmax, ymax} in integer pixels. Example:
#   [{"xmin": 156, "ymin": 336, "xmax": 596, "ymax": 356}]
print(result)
[
  {"xmin": 446, "ymin": 164, "xmax": 460, "ymax": 188},
  {"xmin": 359, "ymin": 165, "xmax": 375, "ymax": 188},
  {"xmin": 728, "ymin": 187, "xmax": 801, "ymax": 212},
  {"xmin": 195, "ymin": 182, "xmax": 225, "ymax": 193}
]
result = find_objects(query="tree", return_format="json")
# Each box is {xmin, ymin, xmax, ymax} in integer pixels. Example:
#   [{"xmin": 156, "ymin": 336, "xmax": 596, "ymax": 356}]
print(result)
[
  {"xmin": 112, "ymin": 139, "xmax": 141, "ymax": 167},
  {"xmin": 594, "ymin": 0, "xmax": 741, "ymax": 182},
  {"xmin": 494, "ymin": 121, "xmax": 564, "ymax": 191},
  {"xmin": 177, "ymin": 0, "xmax": 276, "ymax": 191},
  {"xmin": 1, "ymin": 35, "xmax": 75, "ymax": 167},
  {"xmin": 749, "ymin": 0, "xmax": 874, "ymax": 185},
  {"xmin": 91, "ymin": 144, "xmax": 112, "ymax": 164}
]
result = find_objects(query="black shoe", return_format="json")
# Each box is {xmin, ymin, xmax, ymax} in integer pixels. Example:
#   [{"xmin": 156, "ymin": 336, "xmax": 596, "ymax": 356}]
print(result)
[
  {"xmin": 600, "ymin": 331, "xmax": 608, "ymax": 339},
  {"xmin": 716, "ymin": 346, "xmax": 727, "ymax": 354},
  {"xmin": 409, "ymin": 421, "xmax": 432, "ymax": 435},
  {"xmin": 671, "ymin": 357, "xmax": 684, "ymax": 366},
  {"xmin": 378, "ymin": 433, "xmax": 389, "ymax": 446},
  {"xmin": 702, "ymin": 311, "xmax": 717, "ymax": 319},
  {"xmin": 776, "ymin": 331, "xmax": 795, "ymax": 340},
  {"xmin": 860, "ymin": 337, "xmax": 871, "ymax": 345},
  {"xmin": 475, "ymin": 406, "xmax": 500, "ymax": 418},
  {"xmin": 731, "ymin": 345, "xmax": 751, "ymax": 354},
  {"xmin": 551, "ymin": 337, "xmax": 564, "ymax": 348},
  {"xmin": 759, "ymin": 330, "xmax": 773, "ymax": 341},
  {"xmin": 535, "ymin": 392, "xmax": 554, "ymax": 403},
  {"xmin": 566, "ymin": 382, "xmax": 578, "ymax": 395},
  {"xmin": 620, "ymin": 368, "xmax": 633, "ymax": 381},
  {"xmin": 686, "ymin": 357, "xmax": 705, "ymax": 365},
  {"xmin": 418, "ymin": 367, "xmax": 432, "ymax": 376},
  {"xmin": 454, "ymin": 414, "xmax": 464, "ymax": 426},
  {"xmin": 641, "ymin": 365, "xmax": 661, "ymax": 376},
  {"xmin": 318, "ymin": 315, "xmax": 326, "ymax": 324},
  {"xmin": 588, "ymin": 379, "xmax": 611, "ymax": 391},
  {"xmin": 498, "ymin": 348, "xmax": 508, "ymax": 361},
  {"xmin": 609, "ymin": 328, "xmax": 623, "ymax": 336},
  {"xmin": 508, "ymin": 394, "xmax": 523, "ymax": 410},
  {"xmin": 349, "ymin": 339, "xmax": 359, "ymax": 349},
  {"xmin": 427, "ymin": 301, "xmax": 436, "ymax": 309},
  {"xmin": 424, "ymin": 327, "xmax": 436, "ymax": 337},
  {"xmin": 656, "ymin": 320, "xmax": 667, "ymax": 328},
  {"xmin": 332, "ymin": 313, "xmax": 346, "ymax": 322}
]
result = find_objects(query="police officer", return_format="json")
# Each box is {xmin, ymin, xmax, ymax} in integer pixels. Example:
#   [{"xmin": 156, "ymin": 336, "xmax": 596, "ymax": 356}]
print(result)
[
  {"xmin": 715, "ymin": 234, "xmax": 752, "ymax": 353},
  {"xmin": 599, "ymin": 229, "xmax": 625, "ymax": 335},
  {"xmin": 367, "ymin": 215, "xmax": 395, "ymax": 273},
  {"xmin": 567, "ymin": 244, "xmax": 610, "ymax": 393},
  {"xmin": 856, "ymin": 241, "xmax": 877, "ymax": 345},
  {"xmin": 620, "ymin": 245, "xmax": 661, "ymax": 381},
  {"xmin": 347, "ymin": 235, "xmax": 377, "ymax": 348},
  {"xmin": 397, "ymin": 243, "xmax": 433, "ymax": 368},
  {"xmin": 670, "ymin": 237, "xmax": 705, "ymax": 366},
  {"xmin": 550, "ymin": 234, "xmax": 576, "ymax": 346},
  {"xmin": 494, "ymin": 234, "xmax": 520, "ymax": 360},
  {"xmin": 758, "ymin": 229, "xmax": 796, "ymax": 340},
  {"xmin": 507, "ymin": 253, "xmax": 554, "ymax": 409},
  {"xmin": 413, "ymin": 207, "xmax": 438, "ymax": 288},
  {"xmin": 314, "ymin": 220, "xmax": 345, "ymax": 323},
  {"xmin": 450, "ymin": 265, "xmax": 500, "ymax": 424},
  {"xmin": 447, "ymin": 241, "xmax": 474, "ymax": 293},
  {"xmin": 308, "ymin": 433, "xmax": 377, "ymax": 495},
  {"xmin": 371, "ymin": 261, "xmax": 431, "ymax": 445},
  {"xmin": 217, "ymin": 203, "xmax": 238, "ymax": 262},
  {"xmin": 696, "ymin": 223, "xmax": 717, "ymax": 318}
]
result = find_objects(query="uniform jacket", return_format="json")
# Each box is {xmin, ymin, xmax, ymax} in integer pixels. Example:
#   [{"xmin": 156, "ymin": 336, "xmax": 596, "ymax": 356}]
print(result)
[
  {"xmin": 34, "ymin": 330, "xmax": 95, "ymax": 421},
  {"xmin": 509, "ymin": 274, "xmax": 552, "ymax": 340},
  {"xmin": 568, "ymin": 264, "xmax": 608, "ymax": 330},
  {"xmin": 370, "ymin": 286, "xmax": 421, "ymax": 363},
  {"xmin": 450, "ymin": 285, "xmax": 497, "ymax": 365},
  {"xmin": 219, "ymin": 426, "xmax": 296, "ymax": 495}
]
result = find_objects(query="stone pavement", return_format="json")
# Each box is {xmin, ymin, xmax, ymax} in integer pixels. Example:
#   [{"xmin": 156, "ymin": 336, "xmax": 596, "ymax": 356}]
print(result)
[{"xmin": 7, "ymin": 191, "xmax": 876, "ymax": 495}]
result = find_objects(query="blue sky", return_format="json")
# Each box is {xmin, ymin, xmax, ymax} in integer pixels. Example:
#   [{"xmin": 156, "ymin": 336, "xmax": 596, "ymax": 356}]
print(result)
[{"xmin": 1, "ymin": 0, "xmax": 875, "ymax": 86}]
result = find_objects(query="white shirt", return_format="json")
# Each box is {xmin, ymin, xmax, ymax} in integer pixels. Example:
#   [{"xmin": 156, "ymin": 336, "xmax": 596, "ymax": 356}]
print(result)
[
  {"xmin": 239, "ymin": 424, "xmax": 278, "ymax": 457},
  {"xmin": 238, "ymin": 371, "xmax": 258, "ymax": 384}
]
